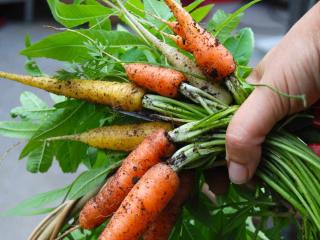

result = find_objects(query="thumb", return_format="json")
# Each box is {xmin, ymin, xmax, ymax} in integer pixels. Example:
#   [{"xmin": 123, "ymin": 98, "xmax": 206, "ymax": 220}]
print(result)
[{"xmin": 226, "ymin": 79, "xmax": 287, "ymax": 184}]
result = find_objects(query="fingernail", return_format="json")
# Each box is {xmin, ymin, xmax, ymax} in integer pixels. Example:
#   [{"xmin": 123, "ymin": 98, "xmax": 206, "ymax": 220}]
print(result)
[{"xmin": 228, "ymin": 161, "xmax": 248, "ymax": 184}]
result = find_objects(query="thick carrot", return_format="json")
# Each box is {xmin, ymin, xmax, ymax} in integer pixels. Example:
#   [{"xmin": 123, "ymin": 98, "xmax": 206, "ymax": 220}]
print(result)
[
  {"xmin": 125, "ymin": 64, "xmax": 186, "ymax": 97},
  {"xmin": 48, "ymin": 122, "xmax": 172, "ymax": 151},
  {"xmin": 99, "ymin": 163, "xmax": 179, "ymax": 240},
  {"xmin": 0, "ymin": 71, "xmax": 144, "ymax": 111},
  {"xmin": 79, "ymin": 129, "xmax": 175, "ymax": 229},
  {"xmin": 115, "ymin": 0, "xmax": 232, "ymax": 104},
  {"xmin": 164, "ymin": 0, "xmax": 236, "ymax": 81},
  {"xmin": 142, "ymin": 171, "xmax": 194, "ymax": 240}
]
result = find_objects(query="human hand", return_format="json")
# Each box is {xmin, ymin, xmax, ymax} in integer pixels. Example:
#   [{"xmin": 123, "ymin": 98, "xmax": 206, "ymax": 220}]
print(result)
[{"xmin": 226, "ymin": 2, "xmax": 320, "ymax": 184}]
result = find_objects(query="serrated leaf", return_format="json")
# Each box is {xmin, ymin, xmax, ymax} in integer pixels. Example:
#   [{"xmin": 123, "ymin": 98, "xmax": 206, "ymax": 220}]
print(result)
[
  {"xmin": 1, "ymin": 185, "xmax": 69, "ymax": 216},
  {"xmin": 10, "ymin": 92, "xmax": 53, "ymax": 121},
  {"xmin": 47, "ymin": 0, "xmax": 114, "ymax": 28},
  {"xmin": 190, "ymin": 4, "xmax": 214, "ymax": 23},
  {"xmin": 0, "ymin": 121, "xmax": 38, "ymax": 139},
  {"xmin": 67, "ymin": 162, "xmax": 121, "ymax": 199},
  {"xmin": 21, "ymin": 30, "xmax": 146, "ymax": 62},
  {"xmin": 224, "ymin": 28, "xmax": 254, "ymax": 65},
  {"xmin": 27, "ymin": 141, "xmax": 54, "ymax": 173}
]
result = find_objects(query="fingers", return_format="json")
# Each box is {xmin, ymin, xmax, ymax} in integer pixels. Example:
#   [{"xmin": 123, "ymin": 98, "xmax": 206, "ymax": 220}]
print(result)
[{"xmin": 226, "ymin": 81, "xmax": 287, "ymax": 184}]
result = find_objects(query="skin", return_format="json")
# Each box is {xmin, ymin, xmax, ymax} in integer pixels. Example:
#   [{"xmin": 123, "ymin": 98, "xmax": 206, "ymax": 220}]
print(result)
[
  {"xmin": 226, "ymin": 2, "xmax": 320, "ymax": 184},
  {"xmin": 99, "ymin": 163, "xmax": 179, "ymax": 240},
  {"xmin": 125, "ymin": 64, "xmax": 186, "ymax": 97},
  {"xmin": 79, "ymin": 129, "xmax": 175, "ymax": 229}
]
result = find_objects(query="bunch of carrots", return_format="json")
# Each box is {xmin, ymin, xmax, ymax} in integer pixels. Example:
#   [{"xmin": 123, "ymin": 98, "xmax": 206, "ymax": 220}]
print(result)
[{"xmin": 1, "ymin": 0, "xmax": 320, "ymax": 239}]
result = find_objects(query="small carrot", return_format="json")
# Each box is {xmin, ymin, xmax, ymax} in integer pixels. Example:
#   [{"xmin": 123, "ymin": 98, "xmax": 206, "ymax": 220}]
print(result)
[
  {"xmin": 164, "ymin": 0, "xmax": 236, "ymax": 81},
  {"xmin": 79, "ymin": 129, "xmax": 175, "ymax": 229},
  {"xmin": 0, "ymin": 71, "xmax": 145, "ymax": 111},
  {"xmin": 115, "ymin": 0, "xmax": 232, "ymax": 104},
  {"xmin": 125, "ymin": 64, "xmax": 186, "ymax": 97},
  {"xmin": 142, "ymin": 171, "xmax": 194, "ymax": 240},
  {"xmin": 47, "ymin": 122, "xmax": 173, "ymax": 151},
  {"xmin": 99, "ymin": 162, "xmax": 180, "ymax": 240}
]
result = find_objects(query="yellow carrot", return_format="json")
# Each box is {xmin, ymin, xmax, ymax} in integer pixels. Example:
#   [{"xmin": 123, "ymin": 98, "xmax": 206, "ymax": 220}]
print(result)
[
  {"xmin": 0, "ymin": 71, "xmax": 145, "ymax": 111},
  {"xmin": 48, "ymin": 122, "xmax": 173, "ymax": 151}
]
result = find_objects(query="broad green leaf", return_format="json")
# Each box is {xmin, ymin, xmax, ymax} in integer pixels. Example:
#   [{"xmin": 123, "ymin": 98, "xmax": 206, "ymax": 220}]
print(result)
[
  {"xmin": 0, "ymin": 121, "xmax": 38, "ymax": 139},
  {"xmin": 10, "ymin": 92, "xmax": 52, "ymax": 121},
  {"xmin": 144, "ymin": 0, "xmax": 172, "ymax": 27},
  {"xmin": 21, "ymin": 30, "xmax": 146, "ymax": 62},
  {"xmin": 89, "ymin": 17, "xmax": 112, "ymax": 31},
  {"xmin": 1, "ymin": 185, "xmax": 69, "ymax": 216},
  {"xmin": 224, "ymin": 28, "xmax": 254, "ymax": 65},
  {"xmin": 67, "ymin": 162, "xmax": 121, "ymax": 199},
  {"xmin": 27, "ymin": 141, "xmax": 54, "ymax": 173},
  {"xmin": 185, "ymin": 0, "xmax": 205, "ymax": 13},
  {"xmin": 47, "ymin": 0, "xmax": 114, "ymax": 28},
  {"xmin": 208, "ymin": 9, "xmax": 243, "ymax": 42},
  {"xmin": 20, "ymin": 91, "xmax": 47, "ymax": 109},
  {"xmin": 210, "ymin": 0, "xmax": 261, "ymax": 42},
  {"xmin": 190, "ymin": 4, "xmax": 214, "ymax": 23}
]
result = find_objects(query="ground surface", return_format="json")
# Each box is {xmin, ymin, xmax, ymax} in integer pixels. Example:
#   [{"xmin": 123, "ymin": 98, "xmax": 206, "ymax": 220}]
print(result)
[{"xmin": 0, "ymin": 2, "xmax": 288, "ymax": 239}]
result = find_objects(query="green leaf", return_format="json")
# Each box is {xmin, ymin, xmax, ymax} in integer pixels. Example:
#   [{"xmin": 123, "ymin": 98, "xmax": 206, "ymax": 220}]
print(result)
[
  {"xmin": 1, "ymin": 185, "xmax": 69, "ymax": 216},
  {"xmin": 208, "ymin": 9, "xmax": 243, "ymax": 42},
  {"xmin": 24, "ymin": 34, "xmax": 42, "ymax": 77},
  {"xmin": 26, "ymin": 140, "xmax": 54, "ymax": 173},
  {"xmin": 89, "ymin": 17, "xmax": 112, "ymax": 31},
  {"xmin": 10, "ymin": 92, "xmax": 53, "ymax": 121},
  {"xmin": 224, "ymin": 28, "xmax": 254, "ymax": 65},
  {"xmin": 67, "ymin": 162, "xmax": 121, "ymax": 199},
  {"xmin": 21, "ymin": 30, "xmax": 146, "ymax": 62},
  {"xmin": 185, "ymin": 0, "xmax": 205, "ymax": 13},
  {"xmin": 0, "ymin": 121, "xmax": 38, "ymax": 139},
  {"xmin": 47, "ymin": 0, "xmax": 114, "ymax": 28},
  {"xmin": 190, "ymin": 4, "xmax": 214, "ymax": 23},
  {"xmin": 211, "ymin": 0, "xmax": 261, "ymax": 42},
  {"xmin": 144, "ymin": 0, "xmax": 172, "ymax": 27}
]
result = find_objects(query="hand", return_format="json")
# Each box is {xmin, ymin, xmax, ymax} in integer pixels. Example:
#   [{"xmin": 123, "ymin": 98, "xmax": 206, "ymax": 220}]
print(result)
[{"xmin": 226, "ymin": 2, "xmax": 320, "ymax": 184}]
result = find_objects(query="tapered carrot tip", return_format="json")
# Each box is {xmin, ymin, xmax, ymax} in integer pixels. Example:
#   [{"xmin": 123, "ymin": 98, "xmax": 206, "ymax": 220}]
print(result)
[
  {"xmin": 125, "ymin": 63, "xmax": 186, "ymax": 98},
  {"xmin": 99, "ymin": 163, "xmax": 179, "ymax": 240}
]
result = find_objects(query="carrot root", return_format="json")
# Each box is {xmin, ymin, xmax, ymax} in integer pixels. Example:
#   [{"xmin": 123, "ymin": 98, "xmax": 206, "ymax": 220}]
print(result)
[
  {"xmin": 125, "ymin": 63, "xmax": 186, "ymax": 97},
  {"xmin": 79, "ymin": 129, "xmax": 175, "ymax": 229},
  {"xmin": 0, "ymin": 71, "xmax": 145, "ymax": 111},
  {"xmin": 99, "ymin": 163, "xmax": 179, "ymax": 240}
]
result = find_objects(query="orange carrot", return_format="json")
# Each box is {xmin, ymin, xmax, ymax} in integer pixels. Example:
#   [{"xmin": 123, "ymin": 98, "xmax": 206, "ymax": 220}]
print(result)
[
  {"xmin": 125, "ymin": 63, "xmax": 186, "ymax": 97},
  {"xmin": 79, "ymin": 129, "xmax": 175, "ymax": 229},
  {"xmin": 0, "ymin": 71, "xmax": 145, "ymax": 111},
  {"xmin": 142, "ymin": 171, "xmax": 194, "ymax": 240},
  {"xmin": 99, "ymin": 163, "xmax": 180, "ymax": 240},
  {"xmin": 164, "ymin": 0, "xmax": 236, "ymax": 81}
]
